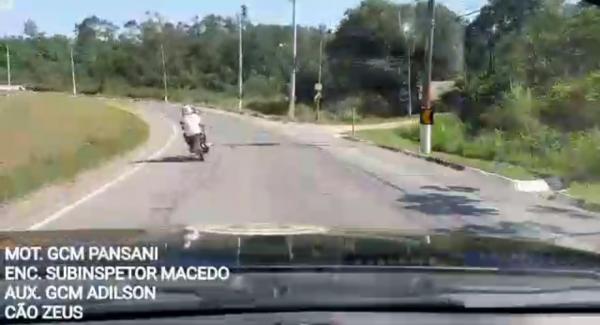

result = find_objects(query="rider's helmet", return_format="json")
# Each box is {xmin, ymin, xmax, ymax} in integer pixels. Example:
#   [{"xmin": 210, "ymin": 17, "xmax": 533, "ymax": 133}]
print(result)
[{"xmin": 181, "ymin": 105, "xmax": 194, "ymax": 116}]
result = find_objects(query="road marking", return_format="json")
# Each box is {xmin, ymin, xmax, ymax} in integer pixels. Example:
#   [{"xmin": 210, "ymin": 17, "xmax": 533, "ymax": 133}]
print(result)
[
  {"xmin": 28, "ymin": 122, "xmax": 178, "ymax": 231},
  {"xmin": 197, "ymin": 223, "xmax": 328, "ymax": 235}
]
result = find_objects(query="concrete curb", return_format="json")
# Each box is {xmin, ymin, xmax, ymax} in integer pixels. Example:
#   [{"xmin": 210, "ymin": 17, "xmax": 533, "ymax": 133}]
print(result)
[{"xmin": 341, "ymin": 135, "xmax": 552, "ymax": 193}]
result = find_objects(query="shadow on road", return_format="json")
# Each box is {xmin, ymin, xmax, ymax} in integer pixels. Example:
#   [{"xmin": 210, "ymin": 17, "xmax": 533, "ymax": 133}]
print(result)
[
  {"xmin": 529, "ymin": 204, "xmax": 598, "ymax": 220},
  {"xmin": 421, "ymin": 185, "xmax": 480, "ymax": 193},
  {"xmin": 217, "ymin": 142, "xmax": 331, "ymax": 148},
  {"xmin": 435, "ymin": 220, "xmax": 600, "ymax": 241},
  {"xmin": 133, "ymin": 155, "xmax": 199, "ymax": 164},
  {"xmin": 399, "ymin": 191, "xmax": 498, "ymax": 217},
  {"xmin": 434, "ymin": 222, "xmax": 524, "ymax": 236},
  {"xmin": 219, "ymin": 142, "xmax": 281, "ymax": 148}
]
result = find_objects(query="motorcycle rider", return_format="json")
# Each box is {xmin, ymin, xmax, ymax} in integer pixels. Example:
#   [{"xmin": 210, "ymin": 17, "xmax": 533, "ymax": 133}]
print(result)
[{"xmin": 180, "ymin": 105, "xmax": 206, "ymax": 154}]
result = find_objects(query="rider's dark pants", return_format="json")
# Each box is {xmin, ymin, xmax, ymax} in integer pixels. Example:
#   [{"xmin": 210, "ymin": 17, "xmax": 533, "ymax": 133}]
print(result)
[{"xmin": 184, "ymin": 134, "xmax": 199, "ymax": 152}]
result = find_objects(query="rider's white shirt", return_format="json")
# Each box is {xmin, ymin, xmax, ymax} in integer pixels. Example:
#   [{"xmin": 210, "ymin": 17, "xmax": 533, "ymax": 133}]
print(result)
[{"xmin": 181, "ymin": 114, "xmax": 202, "ymax": 136}]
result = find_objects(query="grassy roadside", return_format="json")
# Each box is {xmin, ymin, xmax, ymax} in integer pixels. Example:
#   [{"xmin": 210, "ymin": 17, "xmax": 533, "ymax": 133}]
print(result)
[
  {"xmin": 93, "ymin": 86, "xmax": 408, "ymax": 126},
  {"xmin": 0, "ymin": 93, "xmax": 149, "ymax": 203},
  {"xmin": 356, "ymin": 116, "xmax": 600, "ymax": 210},
  {"xmin": 567, "ymin": 182, "xmax": 600, "ymax": 211},
  {"xmin": 193, "ymin": 95, "xmax": 408, "ymax": 125},
  {"xmin": 356, "ymin": 128, "xmax": 536, "ymax": 180}
]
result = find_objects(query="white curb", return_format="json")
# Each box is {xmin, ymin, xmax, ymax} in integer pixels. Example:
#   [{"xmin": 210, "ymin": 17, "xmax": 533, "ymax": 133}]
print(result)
[{"xmin": 512, "ymin": 179, "xmax": 551, "ymax": 193}]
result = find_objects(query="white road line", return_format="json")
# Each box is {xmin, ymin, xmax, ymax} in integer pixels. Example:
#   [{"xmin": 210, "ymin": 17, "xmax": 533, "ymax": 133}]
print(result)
[{"xmin": 28, "ymin": 123, "xmax": 178, "ymax": 230}]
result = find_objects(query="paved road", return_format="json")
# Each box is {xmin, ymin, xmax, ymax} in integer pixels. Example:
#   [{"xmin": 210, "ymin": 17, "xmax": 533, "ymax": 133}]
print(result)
[
  {"xmin": 13, "ymin": 101, "xmax": 600, "ymax": 250},
  {"xmin": 39, "ymin": 102, "xmax": 421, "ymax": 231}
]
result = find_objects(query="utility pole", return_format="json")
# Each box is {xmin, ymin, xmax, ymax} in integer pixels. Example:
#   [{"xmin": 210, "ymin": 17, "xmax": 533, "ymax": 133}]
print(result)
[
  {"xmin": 399, "ymin": 9, "xmax": 413, "ymax": 117},
  {"xmin": 398, "ymin": 10, "xmax": 403, "ymax": 115},
  {"xmin": 420, "ymin": 0, "xmax": 435, "ymax": 155},
  {"xmin": 160, "ymin": 43, "xmax": 168, "ymax": 102},
  {"xmin": 407, "ymin": 37, "xmax": 412, "ymax": 116},
  {"xmin": 239, "ymin": 5, "xmax": 247, "ymax": 111},
  {"xmin": 70, "ymin": 44, "xmax": 77, "ymax": 96},
  {"xmin": 6, "ymin": 44, "xmax": 11, "ymax": 86},
  {"xmin": 402, "ymin": 22, "xmax": 413, "ymax": 117},
  {"xmin": 487, "ymin": 24, "xmax": 497, "ymax": 75},
  {"xmin": 288, "ymin": 0, "xmax": 298, "ymax": 119},
  {"xmin": 316, "ymin": 25, "xmax": 325, "ymax": 121}
]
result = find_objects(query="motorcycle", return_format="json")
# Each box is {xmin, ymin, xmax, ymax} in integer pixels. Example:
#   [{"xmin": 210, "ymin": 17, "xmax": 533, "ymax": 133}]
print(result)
[{"xmin": 191, "ymin": 126, "xmax": 210, "ymax": 161}]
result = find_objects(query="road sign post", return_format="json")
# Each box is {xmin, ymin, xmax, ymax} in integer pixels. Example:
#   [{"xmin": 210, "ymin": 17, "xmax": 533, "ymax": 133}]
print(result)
[
  {"xmin": 420, "ymin": 0, "xmax": 436, "ymax": 155},
  {"xmin": 160, "ymin": 44, "xmax": 168, "ymax": 102},
  {"xmin": 70, "ymin": 44, "xmax": 77, "ymax": 96},
  {"xmin": 352, "ymin": 106, "xmax": 356, "ymax": 137},
  {"xmin": 239, "ymin": 5, "xmax": 247, "ymax": 111},
  {"xmin": 6, "ymin": 44, "xmax": 11, "ymax": 86},
  {"xmin": 314, "ymin": 83, "xmax": 322, "ymax": 121},
  {"xmin": 420, "ymin": 107, "xmax": 433, "ymax": 154}
]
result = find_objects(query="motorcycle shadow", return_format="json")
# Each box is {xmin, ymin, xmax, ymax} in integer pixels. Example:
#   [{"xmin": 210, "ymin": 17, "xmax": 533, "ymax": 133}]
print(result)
[{"xmin": 133, "ymin": 155, "xmax": 202, "ymax": 164}]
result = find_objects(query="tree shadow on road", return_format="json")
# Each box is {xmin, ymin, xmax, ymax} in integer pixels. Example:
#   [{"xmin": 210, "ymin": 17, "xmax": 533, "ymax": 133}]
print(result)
[
  {"xmin": 219, "ymin": 142, "xmax": 281, "ymax": 148},
  {"xmin": 434, "ymin": 220, "xmax": 600, "ymax": 241},
  {"xmin": 421, "ymin": 185, "xmax": 480, "ymax": 193},
  {"xmin": 133, "ymin": 155, "xmax": 199, "ymax": 164},
  {"xmin": 433, "ymin": 222, "xmax": 526, "ymax": 237},
  {"xmin": 529, "ymin": 204, "xmax": 599, "ymax": 220},
  {"xmin": 398, "ymin": 191, "xmax": 498, "ymax": 217},
  {"xmin": 218, "ymin": 142, "xmax": 332, "ymax": 149}
]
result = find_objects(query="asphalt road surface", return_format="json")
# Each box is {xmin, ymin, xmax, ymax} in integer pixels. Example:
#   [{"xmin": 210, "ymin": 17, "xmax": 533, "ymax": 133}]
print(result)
[
  {"xmin": 38, "ymin": 102, "xmax": 421, "ymax": 231},
  {"xmin": 13, "ymin": 101, "xmax": 600, "ymax": 250}
]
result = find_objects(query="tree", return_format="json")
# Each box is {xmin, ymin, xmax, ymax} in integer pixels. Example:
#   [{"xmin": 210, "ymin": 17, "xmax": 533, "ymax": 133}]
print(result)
[
  {"xmin": 326, "ymin": 0, "xmax": 464, "ymax": 115},
  {"xmin": 24, "ymin": 19, "xmax": 39, "ymax": 38},
  {"xmin": 465, "ymin": 0, "xmax": 542, "ymax": 75}
]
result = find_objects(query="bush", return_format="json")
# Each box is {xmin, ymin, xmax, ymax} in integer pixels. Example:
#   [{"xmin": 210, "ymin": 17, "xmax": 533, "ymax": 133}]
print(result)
[
  {"xmin": 541, "ymin": 71, "xmax": 600, "ymax": 131},
  {"xmin": 439, "ymin": 73, "xmax": 511, "ymax": 132},
  {"xmin": 555, "ymin": 130, "xmax": 600, "ymax": 181},
  {"xmin": 431, "ymin": 114, "xmax": 466, "ymax": 154},
  {"xmin": 325, "ymin": 96, "xmax": 361, "ymax": 113},
  {"xmin": 323, "ymin": 96, "xmax": 363, "ymax": 122},
  {"xmin": 125, "ymin": 87, "xmax": 163, "ymax": 99},
  {"xmin": 481, "ymin": 84, "xmax": 541, "ymax": 135},
  {"xmin": 321, "ymin": 94, "xmax": 394, "ymax": 122},
  {"xmin": 360, "ymin": 93, "xmax": 393, "ymax": 117},
  {"xmin": 244, "ymin": 75, "xmax": 281, "ymax": 97},
  {"xmin": 247, "ymin": 99, "xmax": 288, "ymax": 115},
  {"xmin": 295, "ymin": 104, "xmax": 316, "ymax": 122},
  {"xmin": 396, "ymin": 113, "xmax": 466, "ymax": 154},
  {"xmin": 462, "ymin": 130, "xmax": 504, "ymax": 160},
  {"xmin": 102, "ymin": 78, "xmax": 132, "ymax": 97}
]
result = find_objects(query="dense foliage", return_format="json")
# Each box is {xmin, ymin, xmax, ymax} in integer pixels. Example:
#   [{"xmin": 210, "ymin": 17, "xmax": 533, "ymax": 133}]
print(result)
[
  {"xmin": 0, "ymin": 0, "xmax": 464, "ymax": 117},
  {"xmin": 439, "ymin": 0, "xmax": 600, "ymax": 182}
]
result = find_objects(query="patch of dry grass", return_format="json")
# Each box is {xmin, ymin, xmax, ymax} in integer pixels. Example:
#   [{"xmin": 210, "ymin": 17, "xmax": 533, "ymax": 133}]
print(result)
[{"xmin": 0, "ymin": 93, "xmax": 148, "ymax": 202}]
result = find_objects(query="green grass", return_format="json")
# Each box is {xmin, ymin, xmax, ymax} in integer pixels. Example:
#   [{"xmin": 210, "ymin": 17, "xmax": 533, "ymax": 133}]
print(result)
[
  {"xmin": 567, "ymin": 182, "xmax": 600, "ymax": 211},
  {"xmin": 358, "ymin": 113, "xmax": 600, "ymax": 209},
  {"xmin": 190, "ymin": 94, "xmax": 410, "ymax": 125},
  {"xmin": 356, "ymin": 129, "xmax": 420, "ymax": 151},
  {"xmin": 356, "ymin": 127, "xmax": 537, "ymax": 180},
  {"xmin": 0, "ymin": 93, "xmax": 149, "ymax": 203},
  {"xmin": 316, "ymin": 115, "xmax": 414, "ymax": 126}
]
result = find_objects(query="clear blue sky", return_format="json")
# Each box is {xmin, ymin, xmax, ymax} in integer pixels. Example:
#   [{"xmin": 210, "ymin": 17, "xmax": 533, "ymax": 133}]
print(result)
[{"xmin": 0, "ymin": 0, "xmax": 486, "ymax": 37}]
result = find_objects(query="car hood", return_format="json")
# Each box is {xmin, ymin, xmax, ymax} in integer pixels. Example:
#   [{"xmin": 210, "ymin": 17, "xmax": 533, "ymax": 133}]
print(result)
[{"xmin": 1, "ymin": 224, "xmax": 600, "ymax": 271}]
